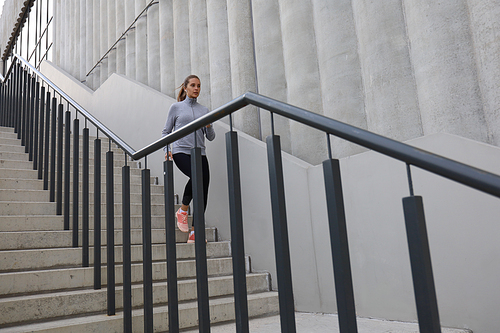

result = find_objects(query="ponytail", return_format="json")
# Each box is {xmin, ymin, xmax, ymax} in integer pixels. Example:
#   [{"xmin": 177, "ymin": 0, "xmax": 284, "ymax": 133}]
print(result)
[{"xmin": 177, "ymin": 74, "xmax": 200, "ymax": 102}]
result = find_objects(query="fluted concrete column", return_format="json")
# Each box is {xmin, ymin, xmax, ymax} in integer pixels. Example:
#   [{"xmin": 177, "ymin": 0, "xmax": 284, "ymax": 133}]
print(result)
[
  {"xmin": 108, "ymin": 0, "xmax": 117, "ymax": 76},
  {"xmin": 92, "ymin": 0, "xmax": 101, "ymax": 88},
  {"xmin": 54, "ymin": 0, "xmax": 61, "ymax": 66},
  {"xmin": 135, "ymin": 0, "xmax": 148, "ymax": 85},
  {"xmin": 159, "ymin": 0, "xmax": 175, "ymax": 97},
  {"xmin": 277, "ymin": 0, "xmax": 325, "ymax": 164},
  {"xmin": 99, "ymin": 0, "xmax": 108, "ymax": 85},
  {"xmin": 60, "ymin": 0, "xmax": 67, "ymax": 70},
  {"xmin": 86, "ymin": 0, "xmax": 94, "ymax": 88},
  {"xmin": 227, "ymin": 0, "xmax": 259, "ymax": 138},
  {"xmin": 252, "ymin": 0, "xmax": 290, "ymax": 152},
  {"xmin": 352, "ymin": 0, "xmax": 421, "ymax": 142},
  {"xmin": 312, "ymin": 0, "xmax": 366, "ymax": 158},
  {"xmin": 188, "ymin": 0, "xmax": 211, "ymax": 108},
  {"xmin": 72, "ymin": 0, "xmax": 80, "ymax": 79},
  {"xmin": 206, "ymin": 0, "xmax": 232, "ymax": 109},
  {"xmin": 147, "ymin": 2, "xmax": 161, "ymax": 91},
  {"xmin": 403, "ymin": 0, "xmax": 486, "ymax": 141},
  {"xmin": 466, "ymin": 0, "xmax": 499, "ymax": 145},
  {"xmin": 116, "ymin": 0, "xmax": 126, "ymax": 75},
  {"xmin": 80, "ymin": 0, "xmax": 87, "ymax": 82},
  {"xmin": 125, "ymin": 0, "xmax": 136, "ymax": 80},
  {"xmin": 173, "ymin": 1, "xmax": 191, "ymax": 87}
]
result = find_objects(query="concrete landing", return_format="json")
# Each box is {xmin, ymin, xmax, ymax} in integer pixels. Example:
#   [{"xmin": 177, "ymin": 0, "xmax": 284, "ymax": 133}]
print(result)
[{"xmin": 182, "ymin": 312, "xmax": 472, "ymax": 333}]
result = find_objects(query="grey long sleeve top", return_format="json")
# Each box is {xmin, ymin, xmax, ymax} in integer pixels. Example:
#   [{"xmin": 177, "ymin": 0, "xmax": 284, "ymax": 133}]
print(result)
[{"xmin": 161, "ymin": 97, "xmax": 216, "ymax": 156}]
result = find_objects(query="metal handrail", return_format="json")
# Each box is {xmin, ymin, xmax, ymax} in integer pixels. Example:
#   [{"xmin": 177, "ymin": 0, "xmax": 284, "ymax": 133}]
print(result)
[
  {"xmin": 4, "ymin": 53, "xmax": 500, "ymax": 199},
  {"xmin": 135, "ymin": 92, "xmax": 500, "ymax": 199},
  {"xmin": 3, "ymin": 54, "xmax": 135, "ymax": 155},
  {"xmin": 86, "ymin": 0, "xmax": 158, "ymax": 77},
  {"xmin": 28, "ymin": 16, "xmax": 53, "ymax": 63}
]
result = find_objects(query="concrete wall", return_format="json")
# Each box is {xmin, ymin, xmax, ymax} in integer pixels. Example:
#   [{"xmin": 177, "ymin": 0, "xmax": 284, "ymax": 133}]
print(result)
[{"xmin": 33, "ymin": 0, "xmax": 499, "ymax": 167}]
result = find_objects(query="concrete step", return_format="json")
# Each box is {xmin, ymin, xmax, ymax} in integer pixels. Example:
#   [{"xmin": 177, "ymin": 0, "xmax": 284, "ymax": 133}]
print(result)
[
  {"xmin": 0, "ymin": 255, "xmax": 248, "ymax": 296},
  {"xmin": 0, "ymin": 273, "xmax": 271, "ymax": 327},
  {"xmin": 0, "ymin": 188, "xmax": 167, "ymax": 204},
  {"xmin": 0, "ymin": 167, "xmax": 157, "ymax": 184},
  {"xmin": 0, "ymin": 214, "xmax": 179, "ymax": 231},
  {"xmin": 0, "ymin": 223, "xmax": 212, "ymax": 250},
  {"xmin": 0, "ymin": 176, "xmax": 164, "ymax": 194},
  {"xmin": 0, "ymin": 155, "xmax": 140, "ymax": 170},
  {"xmin": 0, "ymin": 241, "xmax": 231, "ymax": 272},
  {"xmin": 0, "ymin": 291, "xmax": 279, "ymax": 332}
]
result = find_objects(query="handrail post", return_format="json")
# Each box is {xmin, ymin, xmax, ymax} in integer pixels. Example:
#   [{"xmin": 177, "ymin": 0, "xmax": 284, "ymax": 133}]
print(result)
[
  {"xmin": 403, "ymin": 195, "xmax": 442, "ymax": 333},
  {"xmin": 28, "ymin": 76, "xmax": 35, "ymax": 159},
  {"xmin": 192, "ymin": 147, "xmax": 210, "ymax": 333},
  {"xmin": 122, "ymin": 161, "xmax": 132, "ymax": 332},
  {"xmin": 64, "ymin": 109, "xmax": 71, "ymax": 230},
  {"xmin": 226, "ymin": 131, "xmax": 249, "ymax": 333},
  {"xmin": 56, "ymin": 103, "xmax": 63, "ymax": 214},
  {"xmin": 37, "ymin": 85, "xmax": 46, "ymax": 179},
  {"xmin": 82, "ymin": 125, "xmax": 89, "ymax": 266},
  {"xmin": 266, "ymin": 135, "xmax": 296, "ymax": 333},
  {"xmin": 163, "ymin": 158, "xmax": 179, "ymax": 332},
  {"xmin": 142, "ymin": 161, "xmax": 153, "ymax": 332},
  {"xmin": 94, "ymin": 136, "xmax": 102, "ymax": 290},
  {"xmin": 73, "ymin": 117, "xmax": 79, "ymax": 247},
  {"xmin": 323, "ymin": 158, "xmax": 358, "ymax": 333},
  {"xmin": 106, "ymin": 144, "xmax": 115, "ymax": 315},
  {"xmin": 33, "ymin": 80, "xmax": 40, "ymax": 170},
  {"xmin": 43, "ymin": 92, "xmax": 51, "ymax": 190}
]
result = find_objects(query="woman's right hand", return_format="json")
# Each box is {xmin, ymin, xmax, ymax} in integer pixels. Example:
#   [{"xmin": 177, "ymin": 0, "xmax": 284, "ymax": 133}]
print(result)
[{"xmin": 165, "ymin": 151, "xmax": 173, "ymax": 161}]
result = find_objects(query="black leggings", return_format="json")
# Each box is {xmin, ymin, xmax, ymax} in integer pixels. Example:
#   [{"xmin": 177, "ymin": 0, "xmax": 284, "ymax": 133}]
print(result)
[{"xmin": 173, "ymin": 153, "xmax": 210, "ymax": 213}]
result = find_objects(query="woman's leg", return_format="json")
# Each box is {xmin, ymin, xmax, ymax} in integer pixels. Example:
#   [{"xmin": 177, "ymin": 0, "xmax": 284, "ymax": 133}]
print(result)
[
  {"xmin": 202, "ymin": 155, "xmax": 210, "ymax": 212},
  {"xmin": 173, "ymin": 153, "xmax": 193, "ymax": 208}
]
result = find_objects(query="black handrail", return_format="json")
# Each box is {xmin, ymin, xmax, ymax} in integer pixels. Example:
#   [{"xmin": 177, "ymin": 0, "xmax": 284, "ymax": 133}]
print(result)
[
  {"xmin": 5, "ymin": 54, "xmax": 499, "ymax": 199},
  {"xmin": 136, "ymin": 91, "xmax": 500, "ymax": 199},
  {"xmin": 3, "ymin": 54, "xmax": 135, "ymax": 155}
]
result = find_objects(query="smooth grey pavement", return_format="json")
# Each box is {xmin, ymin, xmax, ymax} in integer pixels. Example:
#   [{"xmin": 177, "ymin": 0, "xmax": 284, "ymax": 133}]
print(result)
[{"xmin": 182, "ymin": 312, "xmax": 472, "ymax": 333}]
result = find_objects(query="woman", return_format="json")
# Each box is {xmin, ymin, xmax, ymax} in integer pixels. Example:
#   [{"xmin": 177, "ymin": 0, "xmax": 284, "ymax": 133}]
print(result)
[{"xmin": 162, "ymin": 75, "xmax": 215, "ymax": 243}]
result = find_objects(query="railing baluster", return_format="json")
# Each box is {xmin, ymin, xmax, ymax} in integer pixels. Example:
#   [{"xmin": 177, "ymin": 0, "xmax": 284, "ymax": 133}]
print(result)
[
  {"xmin": 82, "ymin": 125, "xmax": 89, "ymax": 267},
  {"xmin": 73, "ymin": 117, "xmax": 79, "ymax": 247},
  {"xmin": 403, "ymin": 196, "xmax": 441, "ymax": 332},
  {"xmin": 142, "ymin": 160, "xmax": 153, "ymax": 332},
  {"xmin": 94, "ymin": 136, "xmax": 102, "ymax": 290},
  {"xmin": 56, "ymin": 103, "xmax": 63, "ymax": 214},
  {"xmin": 163, "ymin": 158, "xmax": 179, "ymax": 333},
  {"xmin": 64, "ymin": 109, "xmax": 71, "ymax": 230},
  {"xmin": 226, "ymin": 131, "xmax": 249, "ymax": 333},
  {"xmin": 266, "ymin": 135, "xmax": 296, "ymax": 333},
  {"xmin": 21, "ymin": 70, "xmax": 27, "ymax": 144},
  {"xmin": 33, "ymin": 81, "xmax": 40, "ymax": 170},
  {"xmin": 37, "ymin": 86, "xmax": 46, "ymax": 179},
  {"xmin": 28, "ymin": 76, "xmax": 35, "ymax": 159},
  {"xmin": 323, "ymin": 158, "xmax": 358, "ymax": 333},
  {"xmin": 43, "ymin": 92, "xmax": 52, "ymax": 190},
  {"xmin": 106, "ymin": 144, "xmax": 115, "ymax": 315},
  {"xmin": 122, "ymin": 160, "xmax": 132, "ymax": 332},
  {"xmin": 191, "ymin": 146, "xmax": 210, "ymax": 333}
]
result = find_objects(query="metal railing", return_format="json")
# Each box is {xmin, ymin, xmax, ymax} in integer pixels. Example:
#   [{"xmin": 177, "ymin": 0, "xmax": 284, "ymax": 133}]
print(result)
[
  {"xmin": 86, "ymin": 0, "xmax": 158, "ymax": 78},
  {"xmin": 1, "ymin": 53, "xmax": 500, "ymax": 333}
]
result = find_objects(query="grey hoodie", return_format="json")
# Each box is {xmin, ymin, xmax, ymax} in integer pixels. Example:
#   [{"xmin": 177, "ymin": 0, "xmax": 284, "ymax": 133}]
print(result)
[{"xmin": 161, "ymin": 97, "xmax": 216, "ymax": 156}]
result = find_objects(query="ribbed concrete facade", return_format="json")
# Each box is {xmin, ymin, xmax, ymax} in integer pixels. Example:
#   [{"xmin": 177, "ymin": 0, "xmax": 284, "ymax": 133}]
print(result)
[{"xmin": 2, "ymin": 0, "xmax": 498, "ymax": 164}]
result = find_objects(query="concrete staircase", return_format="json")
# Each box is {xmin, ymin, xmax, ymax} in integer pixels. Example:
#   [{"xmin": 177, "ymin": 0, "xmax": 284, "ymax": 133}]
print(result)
[{"xmin": 0, "ymin": 126, "xmax": 279, "ymax": 332}]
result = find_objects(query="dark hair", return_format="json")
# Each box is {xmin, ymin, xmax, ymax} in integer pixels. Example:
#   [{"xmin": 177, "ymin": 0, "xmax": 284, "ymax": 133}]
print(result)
[{"xmin": 177, "ymin": 75, "xmax": 200, "ymax": 102}]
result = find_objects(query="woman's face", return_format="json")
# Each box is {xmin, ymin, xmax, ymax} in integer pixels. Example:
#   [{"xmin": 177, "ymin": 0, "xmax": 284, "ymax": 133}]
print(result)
[{"xmin": 185, "ymin": 78, "xmax": 201, "ymax": 99}]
